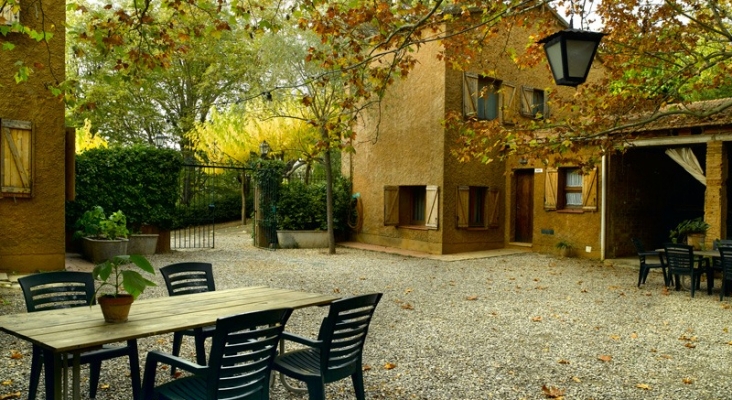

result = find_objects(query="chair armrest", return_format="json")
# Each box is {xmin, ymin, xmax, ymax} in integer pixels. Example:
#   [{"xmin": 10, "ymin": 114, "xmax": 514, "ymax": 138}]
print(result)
[
  {"xmin": 638, "ymin": 251, "xmax": 660, "ymax": 257},
  {"xmin": 141, "ymin": 350, "xmax": 208, "ymax": 399},
  {"xmin": 282, "ymin": 331, "xmax": 321, "ymax": 347}
]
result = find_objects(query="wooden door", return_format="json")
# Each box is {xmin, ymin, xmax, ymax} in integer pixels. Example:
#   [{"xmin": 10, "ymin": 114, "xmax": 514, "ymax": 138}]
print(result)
[{"xmin": 515, "ymin": 170, "xmax": 534, "ymax": 243}]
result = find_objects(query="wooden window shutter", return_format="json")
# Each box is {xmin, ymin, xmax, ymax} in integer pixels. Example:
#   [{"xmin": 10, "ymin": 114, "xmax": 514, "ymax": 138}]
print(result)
[
  {"xmin": 463, "ymin": 73, "xmax": 478, "ymax": 118},
  {"xmin": 501, "ymin": 83, "xmax": 517, "ymax": 124},
  {"xmin": 542, "ymin": 90, "xmax": 550, "ymax": 119},
  {"xmin": 582, "ymin": 167, "xmax": 598, "ymax": 211},
  {"xmin": 425, "ymin": 185, "xmax": 439, "ymax": 229},
  {"xmin": 1, "ymin": 119, "xmax": 33, "ymax": 197},
  {"xmin": 544, "ymin": 168, "xmax": 558, "ymax": 210},
  {"xmin": 486, "ymin": 188, "xmax": 500, "ymax": 228},
  {"xmin": 384, "ymin": 186, "xmax": 399, "ymax": 226},
  {"xmin": 456, "ymin": 186, "xmax": 469, "ymax": 228}
]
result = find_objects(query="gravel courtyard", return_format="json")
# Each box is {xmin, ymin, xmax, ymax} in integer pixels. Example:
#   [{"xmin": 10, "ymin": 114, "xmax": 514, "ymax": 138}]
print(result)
[{"xmin": 2, "ymin": 224, "xmax": 732, "ymax": 400}]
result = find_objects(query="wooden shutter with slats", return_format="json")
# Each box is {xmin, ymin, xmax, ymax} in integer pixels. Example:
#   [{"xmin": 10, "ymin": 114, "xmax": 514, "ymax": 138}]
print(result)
[
  {"xmin": 501, "ymin": 83, "xmax": 517, "ymax": 124},
  {"xmin": 544, "ymin": 168, "xmax": 558, "ymax": 210},
  {"xmin": 487, "ymin": 188, "xmax": 500, "ymax": 228},
  {"xmin": 384, "ymin": 186, "xmax": 399, "ymax": 226},
  {"xmin": 463, "ymin": 73, "xmax": 478, "ymax": 118},
  {"xmin": 456, "ymin": 186, "xmax": 469, "ymax": 228},
  {"xmin": 582, "ymin": 167, "xmax": 598, "ymax": 211},
  {"xmin": 1, "ymin": 119, "xmax": 33, "ymax": 197},
  {"xmin": 426, "ymin": 185, "xmax": 439, "ymax": 229}
]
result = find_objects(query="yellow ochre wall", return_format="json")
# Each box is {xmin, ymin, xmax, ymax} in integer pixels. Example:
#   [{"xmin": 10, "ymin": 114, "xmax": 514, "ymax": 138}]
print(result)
[{"xmin": 0, "ymin": 0, "xmax": 67, "ymax": 273}]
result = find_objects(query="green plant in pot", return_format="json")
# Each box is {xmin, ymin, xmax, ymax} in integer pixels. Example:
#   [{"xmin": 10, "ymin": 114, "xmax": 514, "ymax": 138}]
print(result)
[
  {"xmin": 670, "ymin": 217, "xmax": 710, "ymax": 249},
  {"xmin": 556, "ymin": 240, "xmax": 573, "ymax": 257},
  {"xmin": 92, "ymin": 254, "xmax": 156, "ymax": 323},
  {"xmin": 75, "ymin": 206, "xmax": 130, "ymax": 263}
]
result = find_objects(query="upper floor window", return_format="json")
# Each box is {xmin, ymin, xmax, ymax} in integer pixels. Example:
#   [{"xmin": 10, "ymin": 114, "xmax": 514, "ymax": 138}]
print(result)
[
  {"xmin": 464, "ymin": 74, "xmax": 505, "ymax": 121},
  {"xmin": 520, "ymin": 86, "xmax": 549, "ymax": 119}
]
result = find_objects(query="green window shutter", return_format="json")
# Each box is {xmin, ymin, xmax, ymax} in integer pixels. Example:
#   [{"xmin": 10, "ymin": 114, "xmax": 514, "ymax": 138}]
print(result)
[
  {"xmin": 582, "ymin": 167, "xmax": 598, "ymax": 211},
  {"xmin": 1, "ymin": 119, "xmax": 33, "ymax": 197},
  {"xmin": 456, "ymin": 186, "xmax": 469, "ymax": 228},
  {"xmin": 544, "ymin": 168, "xmax": 558, "ymax": 210},
  {"xmin": 384, "ymin": 186, "xmax": 399, "ymax": 226},
  {"xmin": 425, "ymin": 185, "xmax": 439, "ymax": 229}
]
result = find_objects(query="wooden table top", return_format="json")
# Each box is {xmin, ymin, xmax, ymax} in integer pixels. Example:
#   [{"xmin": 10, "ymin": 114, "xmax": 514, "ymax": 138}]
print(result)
[{"xmin": 0, "ymin": 286, "xmax": 338, "ymax": 353}]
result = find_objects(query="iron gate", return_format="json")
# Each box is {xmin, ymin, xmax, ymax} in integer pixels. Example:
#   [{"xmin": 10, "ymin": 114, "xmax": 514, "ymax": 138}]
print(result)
[{"xmin": 172, "ymin": 163, "xmax": 249, "ymax": 249}]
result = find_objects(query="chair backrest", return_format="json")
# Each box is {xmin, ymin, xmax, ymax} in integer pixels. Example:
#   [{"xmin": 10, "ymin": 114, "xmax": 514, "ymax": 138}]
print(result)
[
  {"xmin": 18, "ymin": 271, "xmax": 95, "ymax": 312},
  {"xmin": 631, "ymin": 238, "xmax": 646, "ymax": 254},
  {"xmin": 664, "ymin": 243, "xmax": 695, "ymax": 273},
  {"xmin": 206, "ymin": 308, "xmax": 293, "ymax": 400},
  {"xmin": 714, "ymin": 239, "xmax": 732, "ymax": 250},
  {"xmin": 317, "ymin": 293, "xmax": 383, "ymax": 383},
  {"xmin": 718, "ymin": 245, "xmax": 732, "ymax": 274},
  {"xmin": 160, "ymin": 262, "xmax": 215, "ymax": 296}
]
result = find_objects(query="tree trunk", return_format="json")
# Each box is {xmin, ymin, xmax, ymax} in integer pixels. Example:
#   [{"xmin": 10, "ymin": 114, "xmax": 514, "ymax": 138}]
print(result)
[{"xmin": 323, "ymin": 141, "xmax": 336, "ymax": 254}]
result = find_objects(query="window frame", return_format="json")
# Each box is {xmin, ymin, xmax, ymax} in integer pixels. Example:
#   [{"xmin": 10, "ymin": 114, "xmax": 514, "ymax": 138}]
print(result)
[
  {"xmin": 544, "ymin": 167, "xmax": 598, "ymax": 212},
  {"xmin": 520, "ymin": 86, "xmax": 549, "ymax": 119},
  {"xmin": 457, "ymin": 186, "xmax": 500, "ymax": 229},
  {"xmin": 384, "ymin": 185, "xmax": 439, "ymax": 229},
  {"xmin": 1, "ymin": 119, "xmax": 33, "ymax": 198}
]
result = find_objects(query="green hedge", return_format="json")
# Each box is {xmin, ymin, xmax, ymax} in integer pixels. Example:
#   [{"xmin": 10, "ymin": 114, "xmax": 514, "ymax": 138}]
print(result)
[
  {"xmin": 276, "ymin": 176, "xmax": 352, "ymax": 233},
  {"xmin": 66, "ymin": 146, "xmax": 183, "ymax": 233}
]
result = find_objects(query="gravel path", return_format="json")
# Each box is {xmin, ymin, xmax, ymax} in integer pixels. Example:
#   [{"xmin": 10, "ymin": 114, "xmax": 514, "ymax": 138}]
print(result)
[{"xmin": 2, "ymin": 224, "xmax": 732, "ymax": 400}]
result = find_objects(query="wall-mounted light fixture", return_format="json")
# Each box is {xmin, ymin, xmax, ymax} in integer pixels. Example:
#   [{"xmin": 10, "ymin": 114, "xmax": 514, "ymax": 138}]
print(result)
[{"xmin": 518, "ymin": 157, "xmax": 529, "ymax": 166}]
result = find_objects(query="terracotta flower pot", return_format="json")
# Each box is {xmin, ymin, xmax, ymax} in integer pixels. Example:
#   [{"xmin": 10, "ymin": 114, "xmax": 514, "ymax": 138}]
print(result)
[{"xmin": 97, "ymin": 294, "xmax": 134, "ymax": 323}]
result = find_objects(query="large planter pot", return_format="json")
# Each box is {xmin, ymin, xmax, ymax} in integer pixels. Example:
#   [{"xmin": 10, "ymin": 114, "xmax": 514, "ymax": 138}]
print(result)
[
  {"xmin": 687, "ymin": 233, "xmax": 706, "ymax": 250},
  {"xmin": 276, "ymin": 230, "xmax": 329, "ymax": 249},
  {"xmin": 127, "ymin": 234, "xmax": 159, "ymax": 255},
  {"xmin": 97, "ymin": 294, "xmax": 134, "ymax": 323},
  {"xmin": 82, "ymin": 237, "xmax": 129, "ymax": 264}
]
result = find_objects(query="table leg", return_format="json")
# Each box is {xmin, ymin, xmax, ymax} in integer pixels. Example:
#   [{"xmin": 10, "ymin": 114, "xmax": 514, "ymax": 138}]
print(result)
[
  {"xmin": 72, "ymin": 353, "xmax": 81, "ymax": 400},
  {"xmin": 45, "ymin": 350, "xmax": 63, "ymax": 400}
]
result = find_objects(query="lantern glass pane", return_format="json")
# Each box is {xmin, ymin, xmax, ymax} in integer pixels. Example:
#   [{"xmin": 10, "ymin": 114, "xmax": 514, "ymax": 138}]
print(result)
[
  {"xmin": 566, "ymin": 39, "xmax": 596, "ymax": 78},
  {"xmin": 545, "ymin": 41, "xmax": 564, "ymax": 80}
]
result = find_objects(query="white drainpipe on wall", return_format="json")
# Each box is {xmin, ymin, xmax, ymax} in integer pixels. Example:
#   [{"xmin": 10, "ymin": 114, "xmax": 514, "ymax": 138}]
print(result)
[{"xmin": 601, "ymin": 154, "xmax": 607, "ymax": 261}]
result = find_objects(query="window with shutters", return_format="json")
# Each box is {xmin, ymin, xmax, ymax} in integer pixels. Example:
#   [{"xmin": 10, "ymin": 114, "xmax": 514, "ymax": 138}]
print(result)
[
  {"xmin": 543, "ymin": 167, "xmax": 598, "ymax": 212},
  {"xmin": 457, "ymin": 186, "xmax": 500, "ymax": 229},
  {"xmin": 520, "ymin": 86, "xmax": 549, "ymax": 119},
  {"xmin": 1, "ymin": 119, "xmax": 33, "ymax": 198},
  {"xmin": 384, "ymin": 185, "xmax": 439, "ymax": 229},
  {"xmin": 463, "ymin": 74, "xmax": 518, "ymax": 124}
]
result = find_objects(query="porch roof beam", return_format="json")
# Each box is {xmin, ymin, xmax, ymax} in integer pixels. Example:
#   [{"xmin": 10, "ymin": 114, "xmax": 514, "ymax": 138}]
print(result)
[{"xmin": 627, "ymin": 133, "xmax": 732, "ymax": 147}]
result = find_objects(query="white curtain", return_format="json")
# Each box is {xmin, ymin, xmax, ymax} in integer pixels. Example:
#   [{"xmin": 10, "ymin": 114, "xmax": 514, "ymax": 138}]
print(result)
[{"xmin": 665, "ymin": 148, "xmax": 706, "ymax": 186}]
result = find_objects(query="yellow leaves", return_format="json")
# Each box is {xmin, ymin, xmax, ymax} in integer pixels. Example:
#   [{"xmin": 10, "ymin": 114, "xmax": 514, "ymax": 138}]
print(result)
[
  {"xmin": 400, "ymin": 303, "xmax": 414, "ymax": 310},
  {"xmin": 362, "ymin": 364, "xmax": 371, "ymax": 371},
  {"xmin": 598, "ymin": 355, "xmax": 612, "ymax": 362},
  {"xmin": 9, "ymin": 350, "xmax": 22, "ymax": 360},
  {"xmin": 384, "ymin": 362, "xmax": 397, "ymax": 370},
  {"xmin": 678, "ymin": 334, "xmax": 698, "ymax": 348},
  {"xmin": 557, "ymin": 359, "xmax": 570, "ymax": 364},
  {"xmin": 531, "ymin": 316, "xmax": 543, "ymax": 322},
  {"xmin": 609, "ymin": 334, "xmax": 620, "ymax": 341},
  {"xmin": 541, "ymin": 385, "xmax": 565, "ymax": 399},
  {"xmin": 0, "ymin": 392, "xmax": 20, "ymax": 399},
  {"xmin": 100, "ymin": 383, "xmax": 110, "ymax": 390},
  {"xmin": 466, "ymin": 295, "xmax": 478, "ymax": 301},
  {"xmin": 682, "ymin": 377, "xmax": 694, "ymax": 384},
  {"xmin": 636, "ymin": 383, "xmax": 652, "ymax": 390},
  {"xmin": 1, "ymin": 380, "xmax": 11, "ymax": 386}
]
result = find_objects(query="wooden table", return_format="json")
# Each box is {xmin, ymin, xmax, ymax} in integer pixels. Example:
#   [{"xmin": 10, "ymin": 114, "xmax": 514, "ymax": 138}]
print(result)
[{"xmin": 0, "ymin": 286, "xmax": 339, "ymax": 400}]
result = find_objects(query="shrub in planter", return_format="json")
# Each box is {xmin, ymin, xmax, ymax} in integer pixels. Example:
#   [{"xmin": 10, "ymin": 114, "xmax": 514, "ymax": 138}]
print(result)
[{"xmin": 74, "ymin": 206, "xmax": 130, "ymax": 263}]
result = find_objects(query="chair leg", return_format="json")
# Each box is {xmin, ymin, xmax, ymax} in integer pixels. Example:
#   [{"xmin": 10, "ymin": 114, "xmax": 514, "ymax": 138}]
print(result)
[
  {"xmin": 352, "ymin": 370, "xmax": 366, "ymax": 400},
  {"xmin": 170, "ymin": 332, "xmax": 183, "ymax": 376},
  {"xmin": 661, "ymin": 267, "xmax": 670, "ymax": 287},
  {"xmin": 690, "ymin": 274, "xmax": 696, "ymax": 298},
  {"xmin": 721, "ymin": 279, "xmax": 726, "ymax": 301},
  {"xmin": 194, "ymin": 332, "xmax": 207, "ymax": 366},
  {"xmin": 89, "ymin": 359, "xmax": 102, "ymax": 399},
  {"xmin": 127, "ymin": 340, "xmax": 142, "ymax": 400},
  {"xmin": 637, "ymin": 266, "xmax": 645, "ymax": 287},
  {"xmin": 28, "ymin": 346, "xmax": 42, "ymax": 400},
  {"xmin": 306, "ymin": 380, "xmax": 326, "ymax": 400}
]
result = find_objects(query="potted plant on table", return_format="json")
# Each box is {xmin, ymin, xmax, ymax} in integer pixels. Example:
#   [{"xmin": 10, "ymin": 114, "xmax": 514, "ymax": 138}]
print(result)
[
  {"xmin": 74, "ymin": 206, "xmax": 130, "ymax": 263},
  {"xmin": 670, "ymin": 217, "xmax": 710, "ymax": 250},
  {"xmin": 92, "ymin": 254, "xmax": 157, "ymax": 323}
]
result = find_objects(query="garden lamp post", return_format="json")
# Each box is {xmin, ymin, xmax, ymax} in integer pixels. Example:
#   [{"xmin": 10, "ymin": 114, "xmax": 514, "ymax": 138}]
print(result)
[
  {"xmin": 154, "ymin": 134, "xmax": 166, "ymax": 148},
  {"xmin": 539, "ymin": 29, "xmax": 605, "ymax": 87},
  {"xmin": 259, "ymin": 140, "xmax": 270, "ymax": 158}
]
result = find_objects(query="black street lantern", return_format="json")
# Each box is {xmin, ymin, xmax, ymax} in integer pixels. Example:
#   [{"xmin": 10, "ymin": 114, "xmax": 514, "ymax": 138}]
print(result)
[
  {"xmin": 539, "ymin": 29, "xmax": 605, "ymax": 87},
  {"xmin": 259, "ymin": 140, "xmax": 271, "ymax": 157}
]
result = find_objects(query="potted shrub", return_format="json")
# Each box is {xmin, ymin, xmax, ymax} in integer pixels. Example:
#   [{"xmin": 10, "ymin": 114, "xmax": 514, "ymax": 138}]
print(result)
[
  {"xmin": 556, "ymin": 240, "xmax": 573, "ymax": 257},
  {"xmin": 670, "ymin": 217, "xmax": 710, "ymax": 250},
  {"xmin": 92, "ymin": 254, "xmax": 156, "ymax": 323},
  {"xmin": 74, "ymin": 206, "xmax": 130, "ymax": 263}
]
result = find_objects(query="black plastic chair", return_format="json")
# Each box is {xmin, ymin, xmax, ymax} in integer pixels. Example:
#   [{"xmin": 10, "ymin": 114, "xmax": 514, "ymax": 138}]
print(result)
[
  {"xmin": 141, "ymin": 307, "xmax": 293, "ymax": 400},
  {"xmin": 664, "ymin": 243, "xmax": 710, "ymax": 297},
  {"xmin": 273, "ymin": 293, "xmax": 383, "ymax": 400},
  {"xmin": 631, "ymin": 238, "xmax": 668, "ymax": 287},
  {"xmin": 717, "ymin": 244, "xmax": 732, "ymax": 301},
  {"xmin": 18, "ymin": 271, "xmax": 141, "ymax": 400},
  {"xmin": 160, "ymin": 262, "xmax": 216, "ymax": 376}
]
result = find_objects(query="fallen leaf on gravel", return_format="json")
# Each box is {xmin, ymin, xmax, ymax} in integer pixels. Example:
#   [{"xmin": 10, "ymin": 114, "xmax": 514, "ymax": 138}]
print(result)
[
  {"xmin": 661, "ymin": 287, "xmax": 670, "ymax": 296},
  {"xmin": 532, "ymin": 316, "xmax": 543, "ymax": 322},
  {"xmin": 683, "ymin": 377, "xmax": 694, "ymax": 384},
  {"xmin": 558, "ymin": 359, "xmax": 570, "ymax": 364},
  {"xmin": 684, "ymin": 343, "xmax": 696, "ymax": 348},
  {"xmin": 631, "ymin": 332, "xmax": 638, "ymax": 339},
  {"xmin": 363, "ymin": 364, "xmax": 372, "ymax": 371},
  {"xmin": 333, "ymin": 288, "xmax": 341, "ymax": 293},
  {"xmin": 541, "ymin": 384, "xmax": 565, "ymax": 398},
  {"xmin": 9, "ymin": 351, "xmax": 22, "ymax": 360},
  {"xmin": 400, "ymin": 303, "xmax": 414, "ymax": 310},
  {"xmin": 384, "ymin": 362, "xmax": 397, "ymax": 370},
  {"xmin": 0, "ymin": 392, "xmax": 20, "ymax": 400},
  {"xmin": 1, "ymin": 381, "xmax": 10, "ymax": 386},
  {"xmin": 598, "ymin": 355, "xmax": 612, "ymax": 362},
  {"xmin": 404, "ymin": 288, "xmax": 412, "ymax": 294},
  {"xmin": 466, "ymin": 295, "xmax": 478, "ymax": 301},
  {"xmin": 100, "ymin": 384, "xmax": 110, "ymax": 389},
  {"xmin": 571, "ymin": 376, "xmax": 581, "ymax": 383},
  {"xmin": 580, "ymin": 289, "xmax": 588, "ymax": 293},
  {"xmin": 636, "ymin": 383, "xmax": 651, "ymax": 390},
  {"xmin": 610, "ymin": 334, "xmax": 620, "ymax": 341},
  {"xmin": 726, "ymin": 341, "xmax": 732, "ymax": 345}
]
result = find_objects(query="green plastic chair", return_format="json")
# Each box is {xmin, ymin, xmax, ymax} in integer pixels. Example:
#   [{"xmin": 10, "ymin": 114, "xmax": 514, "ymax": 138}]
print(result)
[
  {"xmin": 664, "ymin": 243, "xmax": 710, "ymax": 297},
  {"xmin": 18, "ymin": 271, "xmax": 141, "ymax": 400},
  {"xmin": 141, "ymin": 307, "xmax": 293, "ymax": 400},
  {"xmin": 160, "ymin": 262, "xmax": 216, "ymax": 376},
  {"xmin": 273, "ymin": 293, "xmax": 383, "ymax": 400}
]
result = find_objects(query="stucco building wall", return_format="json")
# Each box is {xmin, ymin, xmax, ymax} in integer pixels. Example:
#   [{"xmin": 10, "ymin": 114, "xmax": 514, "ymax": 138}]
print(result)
[{"xmin": 0, "ymin": 0, "xmax": 66, "ymax": 273}]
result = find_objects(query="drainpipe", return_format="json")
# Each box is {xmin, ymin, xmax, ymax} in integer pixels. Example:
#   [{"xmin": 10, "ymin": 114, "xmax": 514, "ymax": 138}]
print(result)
[{"xmin": 601, "ymin": 154, "xmax": 607, "ymax": 261}]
